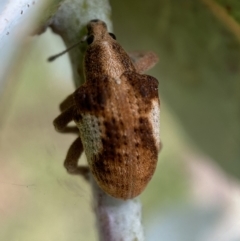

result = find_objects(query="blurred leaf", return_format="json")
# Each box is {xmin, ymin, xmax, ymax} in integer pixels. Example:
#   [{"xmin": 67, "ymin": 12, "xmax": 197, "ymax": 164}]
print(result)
[
  {"xmin": 146, "ymin": 205, "xmax": 223, "ymax": 241},
  {"xmin": 216, "ymin": 0, "xmax": 240, "ymax": 24}
]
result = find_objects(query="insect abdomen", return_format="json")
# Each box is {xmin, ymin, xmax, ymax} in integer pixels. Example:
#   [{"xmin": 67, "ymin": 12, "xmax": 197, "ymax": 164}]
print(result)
[{"xmin": 74, "ymin": 73, "xmax": 160, "ymax": 199}]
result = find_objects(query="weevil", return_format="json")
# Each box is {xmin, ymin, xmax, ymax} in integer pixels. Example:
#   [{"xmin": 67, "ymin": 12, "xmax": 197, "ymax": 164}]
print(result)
[{"xmin": 53, "ymin": 19, "xmax": 161, "ymax": 200}]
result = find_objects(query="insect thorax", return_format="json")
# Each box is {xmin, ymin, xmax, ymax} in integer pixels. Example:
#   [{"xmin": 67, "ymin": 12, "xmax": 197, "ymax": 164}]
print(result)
[{"xmin": 84, "ymin": 40, "xmax": 135, "ymax": 81}]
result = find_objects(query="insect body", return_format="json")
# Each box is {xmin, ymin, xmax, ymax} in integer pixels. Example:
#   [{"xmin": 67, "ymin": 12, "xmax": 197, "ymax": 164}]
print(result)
[{"xmin": 54, "ymin": 19, "xmax": 161, "ymax": 199}]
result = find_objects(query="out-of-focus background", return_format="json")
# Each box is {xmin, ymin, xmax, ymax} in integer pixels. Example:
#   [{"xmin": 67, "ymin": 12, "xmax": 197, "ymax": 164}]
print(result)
[{"xmin": 0, "ymin": 0, "xmax": 240, "ymax": 241}]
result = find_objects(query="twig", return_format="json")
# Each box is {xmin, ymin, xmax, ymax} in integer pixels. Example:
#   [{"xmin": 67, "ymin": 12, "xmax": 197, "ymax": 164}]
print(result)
[{"xmin": 201, "ymin": 0, "xmax": 240, "ymax": 42}]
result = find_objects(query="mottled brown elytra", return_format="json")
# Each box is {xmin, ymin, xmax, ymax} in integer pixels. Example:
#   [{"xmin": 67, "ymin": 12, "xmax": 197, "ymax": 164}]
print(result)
[{"xmin": 53, "ymin": 19, "xmax": 161, "ymax": 199}]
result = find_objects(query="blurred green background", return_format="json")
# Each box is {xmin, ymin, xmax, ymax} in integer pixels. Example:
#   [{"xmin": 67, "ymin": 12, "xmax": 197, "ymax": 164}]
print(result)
[{"xmin": 0, "ymin": 0, "xmax": 240, "ymax": 240}]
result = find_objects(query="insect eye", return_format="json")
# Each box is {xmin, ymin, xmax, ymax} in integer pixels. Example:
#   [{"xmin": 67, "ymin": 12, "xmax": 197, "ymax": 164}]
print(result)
[
  {"xmin": 86, "ymin": 35, "xmax": 94, "ymax": 45},
  {"xmin": 109, "ymin": 33, "xmax": 116, "ymax": 40}
]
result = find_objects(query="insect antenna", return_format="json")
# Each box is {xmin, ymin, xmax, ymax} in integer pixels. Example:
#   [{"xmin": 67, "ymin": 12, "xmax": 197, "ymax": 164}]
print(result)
[{"xmin": 47, "ymin": 40, "xmax": 83, "ymax": 62}]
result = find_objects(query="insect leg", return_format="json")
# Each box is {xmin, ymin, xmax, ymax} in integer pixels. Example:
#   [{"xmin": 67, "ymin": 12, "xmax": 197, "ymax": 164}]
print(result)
[
  {"xmin": 53, "ymin": 106, "xmax": 79, "ymax": 134},
  {"xmin": 59, "ymin": 94, "xmax": 74, "ymax": 112},
  {"xmin": 64, "ymin": 137, "xmax": 89, "ymax": 180},
  {"xmin": 128, "ymin": 51, "xmax": 158, "ymax": 73}
]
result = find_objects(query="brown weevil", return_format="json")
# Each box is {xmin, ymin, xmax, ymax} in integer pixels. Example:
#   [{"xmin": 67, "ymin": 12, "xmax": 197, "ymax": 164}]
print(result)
[{"xmin": 53, "ymin": 19, "xmax": 161, "ymax": 200}]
